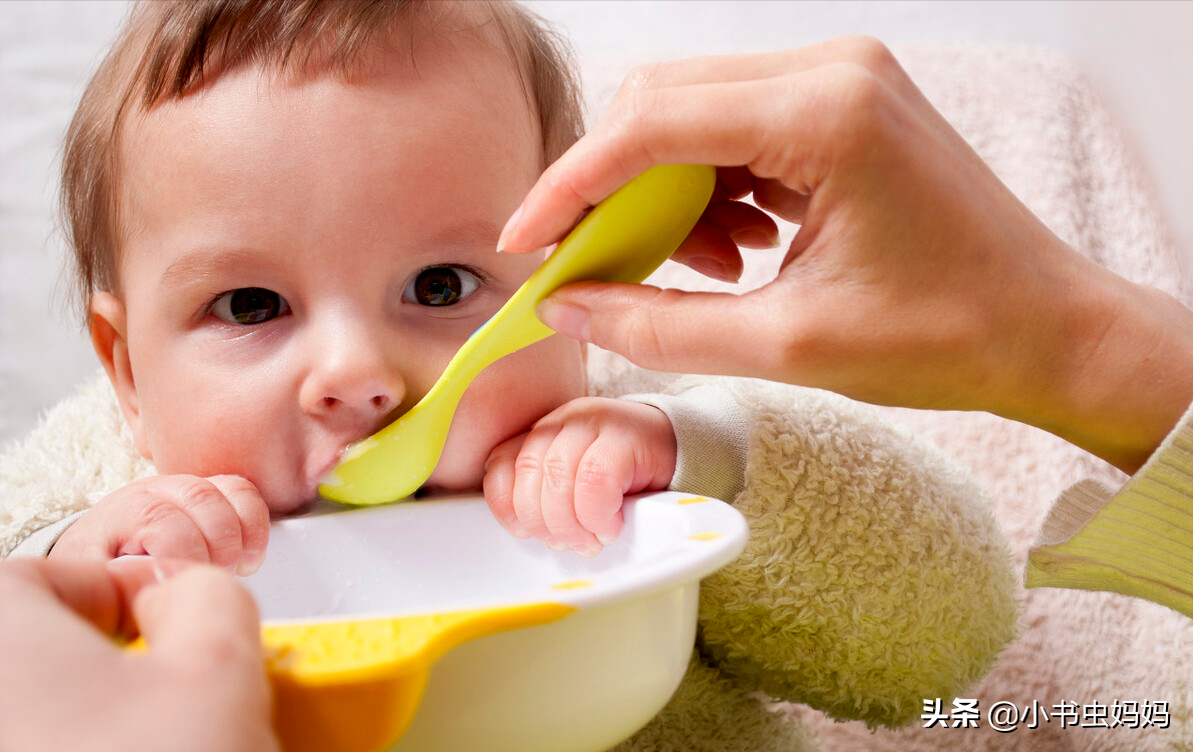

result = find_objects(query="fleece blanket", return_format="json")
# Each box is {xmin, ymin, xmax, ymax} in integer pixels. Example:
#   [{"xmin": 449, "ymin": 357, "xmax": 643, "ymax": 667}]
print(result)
[{"xmin": 584, "ymin": 43, "xmax": 1191, "ymax": 752}]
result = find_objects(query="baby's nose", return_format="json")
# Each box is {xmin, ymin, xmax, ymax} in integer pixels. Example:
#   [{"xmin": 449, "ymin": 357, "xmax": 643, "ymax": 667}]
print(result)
[{"xmin": 300, "ymin": 337, "xmax": 405, "ymax": 425}]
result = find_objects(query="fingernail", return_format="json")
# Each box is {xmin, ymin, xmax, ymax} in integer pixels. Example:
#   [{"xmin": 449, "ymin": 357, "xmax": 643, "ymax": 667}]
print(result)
[
  {"xmin": 578, "ymin": 542, "xmax": 602, "ymax": 558},
  {"xmin": 545, "ymin": 538, "xmax": 567, "ymax": 552},
  {"xmin": 688, "ymin": 256, "xmax": 739, "ymax": 283},
  {"xmin": 235, "ymin": 550, "xmax": 265, "ymax": 576},
  {"xmin": 730, "ymin": 227, "xmax": 779, "ymax": 249},
  {"xmin": 496, "ymin": 203, "xmax": 524, "ymax": 253},
  {"xmin": 596, "ymin": 533, "xmax": 617, "ymax": 546},
  {"xmin": 536, "ymin": 299, "xmax": 591, "ymax": 341},
  {"xmin": 506, "ymin": 519, "xmax": 529, "ymax": 538}
]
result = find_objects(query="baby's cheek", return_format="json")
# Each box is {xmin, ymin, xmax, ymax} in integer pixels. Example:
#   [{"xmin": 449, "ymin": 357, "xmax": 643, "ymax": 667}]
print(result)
[
  {"xmin": 432, "ymin": 390, "xmax": 539, "ymax": 491},
  {"xmin": 431, "ymin": 342, "xmax": 586, "ymax": 490}
]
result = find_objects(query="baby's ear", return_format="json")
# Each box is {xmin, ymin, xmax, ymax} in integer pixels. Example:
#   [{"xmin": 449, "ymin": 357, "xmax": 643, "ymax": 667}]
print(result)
[{"xmin": 89, "ymin": 292, "xmax": 151, "ymax": 460}]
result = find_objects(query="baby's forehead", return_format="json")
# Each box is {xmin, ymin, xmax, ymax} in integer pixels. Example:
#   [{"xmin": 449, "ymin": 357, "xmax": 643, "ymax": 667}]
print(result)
[{"xmin": 114, "ymin": 17, "xmax": 539, "ymax": 248}]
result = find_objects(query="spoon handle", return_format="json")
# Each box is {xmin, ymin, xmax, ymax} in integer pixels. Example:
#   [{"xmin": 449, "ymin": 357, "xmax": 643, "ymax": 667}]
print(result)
[
  {"xmin": 459, "ymin": 163, "xmax": 717, "ymax": 369},
  {"xmin": 321, "ymin": 165, "xmax": 716, "ymax": 505}
]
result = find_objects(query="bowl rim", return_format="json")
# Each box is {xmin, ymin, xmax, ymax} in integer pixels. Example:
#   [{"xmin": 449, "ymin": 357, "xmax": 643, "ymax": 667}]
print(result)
[{"xmin": 252, "ymin": 490, "xmax": 748, "ymax": 626}]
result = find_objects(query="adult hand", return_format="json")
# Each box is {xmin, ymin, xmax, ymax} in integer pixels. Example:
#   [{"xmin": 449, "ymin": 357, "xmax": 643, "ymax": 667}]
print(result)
[
  {"xmin": 0, "ymin": 558, "xmax": 278, "ymax": 752},
  {"xmin": 499, "ymin": 36, "xmax": 1193, "ymax": 473}
]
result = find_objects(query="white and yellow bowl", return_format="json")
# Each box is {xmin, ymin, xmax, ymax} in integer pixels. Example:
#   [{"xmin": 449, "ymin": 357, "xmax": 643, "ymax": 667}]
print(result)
[{"xmin": 241, "ymin": 490, "xmax": 748, "ymax": 752}]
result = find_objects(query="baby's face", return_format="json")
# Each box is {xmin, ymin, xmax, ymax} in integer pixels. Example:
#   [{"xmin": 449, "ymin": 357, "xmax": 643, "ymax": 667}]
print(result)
[{"xmin": 100, "ymin": 33, "xmax": 586, "ymax": 514}]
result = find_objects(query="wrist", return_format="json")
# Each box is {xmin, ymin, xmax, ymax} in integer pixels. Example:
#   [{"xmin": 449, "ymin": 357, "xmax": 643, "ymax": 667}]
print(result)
[{"xmin": 1012, "ymin": 257, "xmax": 1193, "ymax": 472}]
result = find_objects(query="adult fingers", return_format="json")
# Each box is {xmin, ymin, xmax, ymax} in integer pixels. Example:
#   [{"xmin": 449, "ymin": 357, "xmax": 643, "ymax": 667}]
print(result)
[
  {"xmin": 483, "ymin": 433, "xmax": 529, "ymax": 538},
  {"xmin": 0, "ymin": 559, "xmax": 133, "ymax": 751},
  {"xmin": 752, "ymin": 178, "xmax": 810, "ymax": 223},
  {"xmin": 0, "ymin": 558, "xmax": 154, "ymax": 640},
  {"xmin": 131, "ymin": 565, "xmax": 263, "ymax": 677},
  {"xmin": 131, "ymin": 565, "xmax": 275, "ymax": 752},
  {"xmin": 703, "ymin": 200, "xmax": 781, "ymax": 250},
  {"xmin": 613, "ymin": 37, "xmax": 913, "ymax": 96},
  {"xmin": 501, "ymin": 47, "xmax": 906, "ymax": 253},
  {"xmin": 537, "ymin": 282, "xmax": 796, "ymax": 381},
  {"xmin": 206, "ymin": 475, "xmax": 271, "ymax": 575},
  {"xmin": 714, "ymin": 165, "xmax": 756, "ymax": 200},
  {"xmin": 668, "ymin": 218, "xmax": 743, "ymax": 283}
]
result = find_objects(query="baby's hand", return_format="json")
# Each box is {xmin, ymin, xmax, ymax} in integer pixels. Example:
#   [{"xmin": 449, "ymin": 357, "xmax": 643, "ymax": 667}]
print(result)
[
  {"xmin": 49, "ymin": 475, "xmax": 270, "ymax": 575},
  {"xmin": 483, "ymin": 397, "xmax": 676, "ymax": 557}
]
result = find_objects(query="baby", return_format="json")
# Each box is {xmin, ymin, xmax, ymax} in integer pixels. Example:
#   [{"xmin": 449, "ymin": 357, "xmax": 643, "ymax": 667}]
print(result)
[{"xmin": 20, "ymin": 0, "xmax": 682, "ymax": 566}]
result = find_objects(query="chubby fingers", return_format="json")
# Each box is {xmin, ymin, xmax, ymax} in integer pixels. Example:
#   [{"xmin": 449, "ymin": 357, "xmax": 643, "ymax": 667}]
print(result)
[
  {"xmin": 206, "ymin": 475, "xmax": 270, "ymax": 574},
  {"xmin": 486, "ymin": 422, "xmax": 592, "ymax": 553},
  {"xmin": 59, "ymin": 475, "xmax": 270, "ymax": 575},
  {"xmin": 484, "ymin": 420, "xmax": 621, "ymax": 557},
  {"xmin": 131, "ymin": 476, "xmax": 267, "ymax": 575},
  {"xmin": 483, "ymin": 400, "xmax": 676, "ymax": 557},
  {"xmin": 483, "ymin": 433, "xmax": 528, "ymax": 538},
  {"xmin": 528, "ymin": 420, "xmax": 608, "ymax": 557}
]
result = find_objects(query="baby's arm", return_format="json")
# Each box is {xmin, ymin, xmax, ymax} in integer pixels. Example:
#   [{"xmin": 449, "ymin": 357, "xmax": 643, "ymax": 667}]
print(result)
[{"xmin": 48, "ymin": 475, "xmax": 269, "ymax": 575}]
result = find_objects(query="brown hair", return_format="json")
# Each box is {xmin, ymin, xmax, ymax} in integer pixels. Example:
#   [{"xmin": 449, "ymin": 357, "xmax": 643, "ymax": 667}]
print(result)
[{"xmin": 60, "ymin": 0, "xmax": 583, "ymax": 322}]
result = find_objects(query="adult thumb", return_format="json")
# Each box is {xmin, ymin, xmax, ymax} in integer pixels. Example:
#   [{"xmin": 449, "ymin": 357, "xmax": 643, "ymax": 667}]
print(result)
[
  {"xmin": 537, "ymin": 281, "xmax": 788, "ymax": 379},
  {"xmin": 133, "ymin": 564, "xmax": 262, "ymax": 667}
]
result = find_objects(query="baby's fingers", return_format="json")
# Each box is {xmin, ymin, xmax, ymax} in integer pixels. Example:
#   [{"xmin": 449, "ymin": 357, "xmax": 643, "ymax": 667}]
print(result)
[
  {"xmin": 138, "ymin": 477, "xmax": 242, "ymax": 569},
  {"xmin": 572, "ymin": 436, "xmax": 633, "ymax": 548},
  {"xmin": 206, "ymin": 475, "xmax": 270, "ymax": 575},
  {"xmin": 536, "ymin": 426, "xmax": 605, "ymax": 557},
  {"xmin": 131, "ymin": 497, "xmax": 211, "ymax": 565},
  {"xmin": 483, "ymin": 433, "xmax": 529, "ymax": 538}
]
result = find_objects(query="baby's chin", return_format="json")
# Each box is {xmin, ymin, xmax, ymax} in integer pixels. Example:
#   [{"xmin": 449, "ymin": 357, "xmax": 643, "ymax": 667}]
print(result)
[
  {"xmin": 260, "ymin": 473, "xmax": 329, "ymax": 516},
  {"xmin": 267, "ymin": 489, "xmax": 322, "ymax": 517},
  {"xmin": 415, "ymin": 444, "xmax": 492, "ymax": 497},
  {"xmin": 420, "ymin": 463, "xmax": 485, "ymax": 497}
]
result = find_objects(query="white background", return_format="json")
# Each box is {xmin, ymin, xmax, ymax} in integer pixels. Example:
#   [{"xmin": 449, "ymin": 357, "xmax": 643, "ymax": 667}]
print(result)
[{"xmin": 2, "ymin": 0, "xmax": 1191, "ymax": 447}]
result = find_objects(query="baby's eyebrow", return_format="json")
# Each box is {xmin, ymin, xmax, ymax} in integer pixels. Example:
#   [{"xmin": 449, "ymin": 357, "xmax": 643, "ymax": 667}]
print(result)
[
  {"xmin": 161, "ymin": 247, "xmax": 260, "ymax": 286},
  {"xmin": 419, "ymin": 218, "xmax": 504, "ymax": 251}
]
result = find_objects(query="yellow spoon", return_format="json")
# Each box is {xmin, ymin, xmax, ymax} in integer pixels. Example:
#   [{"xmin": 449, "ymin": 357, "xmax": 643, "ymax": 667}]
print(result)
[{"xmin": 319, "ymin": 164, "xmax": 716, "ymax": 505}]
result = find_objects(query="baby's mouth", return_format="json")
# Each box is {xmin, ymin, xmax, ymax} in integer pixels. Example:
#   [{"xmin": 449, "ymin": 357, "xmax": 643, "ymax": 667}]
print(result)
[{"xmin": 308, "ymin": 447, "xmax": 352, "ymax": 501}]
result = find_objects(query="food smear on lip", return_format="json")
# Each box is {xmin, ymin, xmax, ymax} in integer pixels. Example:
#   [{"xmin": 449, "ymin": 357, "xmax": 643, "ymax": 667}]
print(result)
[{"xmin": 320, "ymin": 437, "xmax": 379, "ymax": 488}]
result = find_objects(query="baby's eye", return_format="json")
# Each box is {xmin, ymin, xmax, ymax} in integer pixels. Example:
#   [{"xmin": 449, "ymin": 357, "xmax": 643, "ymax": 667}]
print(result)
[
  {"xmin": 211, "ymin": 287, "xmax": 290, "ymax": 324},
  {"xmin": 403, "ymin": 266, "xmax": 481, "ymax": 307}
]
